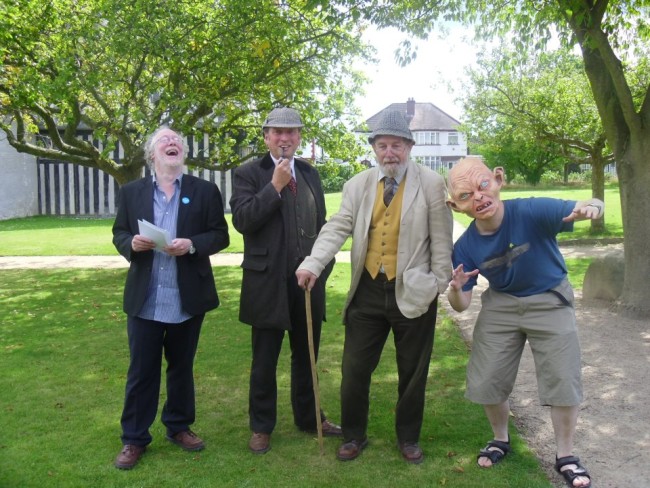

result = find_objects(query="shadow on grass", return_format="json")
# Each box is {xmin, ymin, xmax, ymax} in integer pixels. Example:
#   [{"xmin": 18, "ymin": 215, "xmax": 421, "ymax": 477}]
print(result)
[{"xmin": 0, "ymin": 266, "xmax": 552, "ymax": 488}]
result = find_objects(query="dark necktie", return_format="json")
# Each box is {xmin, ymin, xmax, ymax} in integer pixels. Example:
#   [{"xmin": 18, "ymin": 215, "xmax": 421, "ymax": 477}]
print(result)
[
  {"xmin": 383, "ymin": 177, "xmax": 396, "ymax": 206},
  {"xmin": 287, "ymin": 176, "xmax": 297, "ymax": 196}
]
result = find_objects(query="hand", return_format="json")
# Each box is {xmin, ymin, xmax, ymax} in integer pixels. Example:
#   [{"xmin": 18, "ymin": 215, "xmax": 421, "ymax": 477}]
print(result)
[
  {"xmin": 163, "ymin": 238, "xmax": 193, "ymax": 256},
  {"xmin": 271, "ymin": 158, "xmax": 292, "ymax": 193},
  {"xmin": 562, "ymin": 200, "xmax": 603, "ymax": 222},
  {"xmin": 131, "ymin": 234, "xmax": 156, "ymax": 252},
  {"xmin": 296, "ymin": 269, "xmax": 318, "ymax": 291},
  {"xmin": 449, "ymin": 263, "xmax": 479, "ymax": 291}
]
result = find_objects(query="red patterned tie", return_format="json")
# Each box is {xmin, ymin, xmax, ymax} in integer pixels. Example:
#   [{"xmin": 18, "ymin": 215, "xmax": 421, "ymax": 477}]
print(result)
[{"xmin": 288, "ymin": 176, "xmax": 297, "ymax": 196}]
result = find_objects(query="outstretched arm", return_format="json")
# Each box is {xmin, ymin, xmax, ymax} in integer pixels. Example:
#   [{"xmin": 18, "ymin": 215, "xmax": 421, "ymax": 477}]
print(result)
[{"xmin": 562, "ymin": 198, "xmax": 604, "ymax": 222}]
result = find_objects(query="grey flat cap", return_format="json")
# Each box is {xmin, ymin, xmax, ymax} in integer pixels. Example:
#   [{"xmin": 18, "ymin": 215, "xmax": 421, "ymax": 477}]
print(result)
[
  {"xmin": 262, "ymin": 107, "xmax": 304, "ymax": 128},
  {"xmin": 368, "ymin": 110, "xmax": 414, "ymax": 144}
]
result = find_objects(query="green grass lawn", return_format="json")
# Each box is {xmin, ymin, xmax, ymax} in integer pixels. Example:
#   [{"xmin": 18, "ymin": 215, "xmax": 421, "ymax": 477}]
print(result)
[
  {"xmin": 0, "ymin": 185, "xmax": 622, "ymax": 256},
  {"xmin": 0, "ymin": 265, "xmax": 557, "ymax": 488},
  {"xmin": 0, "ymin": 194, "xmax": 598, "ymax": 487}
]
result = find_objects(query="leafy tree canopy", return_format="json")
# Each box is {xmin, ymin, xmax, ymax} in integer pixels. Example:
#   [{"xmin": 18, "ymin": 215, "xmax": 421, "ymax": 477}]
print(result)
[
  {"xmin": 460, "ymin": 48, "xmax": 613, "ymax": 179},
  {"xmin": 338, "ymin": 0, "xmax": 650, "ymax": 315},
  {"xmin": 0, "ymin": 0, "xmax": 372, "ymax": 183},
  {"xmin": 459, "ymin": 46, "xmax": 618, "ymax": 232}
]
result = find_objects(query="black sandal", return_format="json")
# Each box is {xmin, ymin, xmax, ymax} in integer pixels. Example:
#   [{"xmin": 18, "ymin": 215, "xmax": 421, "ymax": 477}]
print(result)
[
  {"xmin": 477, "ymin": 438, "xmax": 510, "ymax": 467},
  {"xmin": 555, "ymin": 455, "xmax": 592, "ymax": 488}
]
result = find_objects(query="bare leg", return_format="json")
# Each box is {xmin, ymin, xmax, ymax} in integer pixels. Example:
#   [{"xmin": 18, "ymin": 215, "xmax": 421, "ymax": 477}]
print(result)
[
  {"xmin": 552, "ymin": 405, "xmax": 578, "ymax": 457},
  {"xmin": 551, "ymin": 405, "xmax": 590, "ymax": 487},
  {"xmin": 478, "ymin": 401, "xmax": 510, "ymax": 468}
]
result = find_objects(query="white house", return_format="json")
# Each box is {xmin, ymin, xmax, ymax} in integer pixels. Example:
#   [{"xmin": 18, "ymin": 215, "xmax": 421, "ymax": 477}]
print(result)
[{"xmin": 357, "ymin": 98, "xmax": 468, "ymax": 173}]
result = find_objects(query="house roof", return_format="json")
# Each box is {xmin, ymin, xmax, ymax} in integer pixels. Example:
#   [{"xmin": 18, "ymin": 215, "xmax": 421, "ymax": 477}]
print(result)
[{"xmin": 363, "ymin": 101, "xmax": 461, "ymax": 132}]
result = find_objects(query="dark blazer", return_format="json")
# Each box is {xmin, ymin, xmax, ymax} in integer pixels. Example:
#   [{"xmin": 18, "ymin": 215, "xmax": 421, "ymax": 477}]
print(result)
[
  {"xmin": 112, "ymin": 174, "xmax": 229, "ymax": 317},
  {"xmin": 230, "ymin": 154, "xmax": 331, "ymax": 329}
]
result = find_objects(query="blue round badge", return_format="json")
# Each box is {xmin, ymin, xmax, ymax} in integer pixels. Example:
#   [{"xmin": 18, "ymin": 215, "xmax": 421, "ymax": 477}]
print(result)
[{"xmin": 182, "ymin": 197, "xmax": 190, "ymax": 204}]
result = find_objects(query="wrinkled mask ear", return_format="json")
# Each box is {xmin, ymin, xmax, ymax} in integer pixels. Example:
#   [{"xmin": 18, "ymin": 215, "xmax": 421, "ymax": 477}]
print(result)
[
  {"xmin": 446, "ymin": 198, "xmax": 462, "ymax": 213},
  {"xmin": 494, "ymin": 167, "xmax": 505, "ymax": 186}
]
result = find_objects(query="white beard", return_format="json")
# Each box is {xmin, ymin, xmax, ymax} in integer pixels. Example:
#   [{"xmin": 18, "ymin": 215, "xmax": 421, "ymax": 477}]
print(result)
[{"xmin": 380, "ymin": 160, "xmax": 408, "ymax": 179}]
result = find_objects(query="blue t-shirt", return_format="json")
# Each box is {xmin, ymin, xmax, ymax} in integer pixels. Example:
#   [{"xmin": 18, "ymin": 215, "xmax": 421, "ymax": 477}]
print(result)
[{"xmin": 452, "ymin": 198, "xmax": 575, "ymax": 297}]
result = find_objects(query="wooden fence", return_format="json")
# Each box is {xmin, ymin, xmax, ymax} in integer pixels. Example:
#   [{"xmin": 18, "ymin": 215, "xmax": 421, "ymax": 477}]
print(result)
[{"xmin": 36, "ymin": 133, "xmax": 233, "ymax": 217}]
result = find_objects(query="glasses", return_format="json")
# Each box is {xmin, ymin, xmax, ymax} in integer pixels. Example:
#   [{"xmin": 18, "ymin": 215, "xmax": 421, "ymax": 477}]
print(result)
[{"xmin": 155, "ymin": 135, "xmax": 183, "ymax": 145}]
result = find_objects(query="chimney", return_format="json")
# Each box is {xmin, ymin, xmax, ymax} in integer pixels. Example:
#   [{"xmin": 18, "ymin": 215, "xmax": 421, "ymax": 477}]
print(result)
[{"xmin": 405, "ymin": 98, "xmax": 415, "ymax": 123}]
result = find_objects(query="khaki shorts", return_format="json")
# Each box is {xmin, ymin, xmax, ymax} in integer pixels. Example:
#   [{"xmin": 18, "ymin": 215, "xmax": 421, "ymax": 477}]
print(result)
[{"xmin": 465, "ymin": 279, "xmax": 583, "ymax": 406}]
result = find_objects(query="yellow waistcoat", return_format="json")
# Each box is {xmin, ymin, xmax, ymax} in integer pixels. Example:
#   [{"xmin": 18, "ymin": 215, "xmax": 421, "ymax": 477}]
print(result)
[{"xmin": 364, "ymin": 178, "xmax": 405, "ymax": 280}]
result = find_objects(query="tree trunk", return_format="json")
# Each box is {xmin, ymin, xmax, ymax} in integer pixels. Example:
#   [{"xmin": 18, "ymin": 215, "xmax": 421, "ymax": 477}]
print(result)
[
  {"xmin": 614, "ymin": 138, "xmax": 650, "ymax": 317},
  {"xmin": 589, "ymin": 155, "xmax": 605, "ymax": 234},
  {"xmin": 571, "ymin": 9, "xmax": 650, "ymax": 318}
]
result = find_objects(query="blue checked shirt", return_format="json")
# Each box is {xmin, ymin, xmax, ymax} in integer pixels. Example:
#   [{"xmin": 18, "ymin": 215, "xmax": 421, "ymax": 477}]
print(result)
[{"xmin": 137, "ymin": 175, "xmax": 192, "ymax": 324}]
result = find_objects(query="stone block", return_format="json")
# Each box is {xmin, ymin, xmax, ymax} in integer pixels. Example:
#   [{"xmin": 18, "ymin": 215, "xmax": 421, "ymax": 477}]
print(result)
[{"xmin": 582, "ymin": 250, "xmax": 625, "ymax": 301}]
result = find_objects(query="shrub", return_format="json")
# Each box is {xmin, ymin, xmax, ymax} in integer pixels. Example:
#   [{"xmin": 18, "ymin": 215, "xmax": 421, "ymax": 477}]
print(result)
[
  {"xmin": 539, "ymin": 170, "xmax": 563, "ymax": 185},
  {"xmin": 508, "ymin": 174, "xmax": 528, "ymax": 185},
  {"xmin": 568, "ymin": 169, "xmax": 591, "ymax": 184},
  {"xmin": 317, "ymin": 161, "xmax": 366, "ymax": 192}
]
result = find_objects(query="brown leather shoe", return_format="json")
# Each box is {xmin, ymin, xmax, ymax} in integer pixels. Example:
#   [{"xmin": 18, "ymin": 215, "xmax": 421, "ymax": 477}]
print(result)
[
  {"xmin": 398, "ymin": 441, "xmax": 424, "ymax": 464},
  {"xmin": 166, "ymin": 430, "xmax": 205, "ymax": 451},
  {"xmin": 321, "ymin": 420, "xmax": 343, "ymax": 437},
  {"xmin": 114, "ymin": 444, "xmax": 146, "ymax": 469},
  {"xmin": 336, "ymin": 438, "xmax": 369, "ymax": 461},
  {"xmin": 303, "ymin": 419, "xmax": 343, "ymax": 437},
  {"xmin": 249, "ymin": 432, "xmax": 271, "ymax": 454}
]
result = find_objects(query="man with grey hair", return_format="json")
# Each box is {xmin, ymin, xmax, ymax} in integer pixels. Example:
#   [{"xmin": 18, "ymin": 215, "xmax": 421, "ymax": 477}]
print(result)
[
  {"xmin": 112, "ymin": 126, "xmax": 229, "ymax": 469},
  {"xmin": 296, "ymin": 110, "xmax": 453, "ymax": 463},
  {"xmin": 230, "ymin": 107, "xmax": 341, "ymax": 455}
]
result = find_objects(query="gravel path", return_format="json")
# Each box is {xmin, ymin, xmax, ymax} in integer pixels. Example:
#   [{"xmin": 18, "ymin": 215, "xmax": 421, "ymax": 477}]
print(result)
[{"xmin": 439, "ymin": 240, "xmax": 649, "ymax": 488}]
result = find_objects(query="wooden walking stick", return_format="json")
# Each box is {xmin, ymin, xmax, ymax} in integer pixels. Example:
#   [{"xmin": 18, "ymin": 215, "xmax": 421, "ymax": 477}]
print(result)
[{"xmin": 305, "ymin": 289, "xmax": 324, "ymax": 455}]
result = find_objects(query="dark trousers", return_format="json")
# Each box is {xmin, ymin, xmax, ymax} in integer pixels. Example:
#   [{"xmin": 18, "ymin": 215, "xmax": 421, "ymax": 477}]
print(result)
[
  {"xmin": 341, "ymin": 270, "xmax": 437, "ymax": 443},
  {"xmin": 249, "ymin": 277, "xmax": 324, "ymax": 434},
  {"xmin": 120, "ymin": 314, "xmax": 204, "ymax": 446}
]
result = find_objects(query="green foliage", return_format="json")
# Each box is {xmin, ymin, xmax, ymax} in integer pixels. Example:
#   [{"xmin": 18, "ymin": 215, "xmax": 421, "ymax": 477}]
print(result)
[
  {"xmin": 472, "ymin": 135, "xmax": 566, "ymax": 185},
  {"xmin": 507, "ymin": 173, "xmax": 527, "ymax": 186},
  {"xmin": 539, "ymin": 170, "xmax": 564, "ymax": 185},
  {"xmin": 0, "ymin": 0, "xmax": 371, "ymax": 184},
  {"xmin": 0, "ymin": 266, "xmax": 553, "ymax": 487},
  {"xmin": 317, "ymin": 161, "xmax": 366, "ymax": 193},
  {"xmin": 459, "ymin": 47, "xmax": 613, "ymax": 186},
  {"xmin": 566, "ymin": 169, "xmax": 617, "ymax": 185}
]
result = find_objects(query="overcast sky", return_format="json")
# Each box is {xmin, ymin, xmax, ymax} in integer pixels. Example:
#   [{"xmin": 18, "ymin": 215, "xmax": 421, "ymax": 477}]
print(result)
[{"xmin": 353, "ymin": 25, "xmax": 477, "ymax": 122}]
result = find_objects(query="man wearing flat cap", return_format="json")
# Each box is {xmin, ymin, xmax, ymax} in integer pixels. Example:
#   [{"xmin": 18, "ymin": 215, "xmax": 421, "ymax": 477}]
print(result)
[
  {"xmin": 230, "ymin": 107, "xmax": 341, "ymax": 455},
  {"xmin": 296, "ymin": 110, "xmax": 453, "ymax": 464}
]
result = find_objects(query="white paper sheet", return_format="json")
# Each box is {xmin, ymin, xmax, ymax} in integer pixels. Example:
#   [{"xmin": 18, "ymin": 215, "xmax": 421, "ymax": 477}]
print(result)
[{"xmin": 138, "ymin": 219, "xmax": 171, "ymax": 251}]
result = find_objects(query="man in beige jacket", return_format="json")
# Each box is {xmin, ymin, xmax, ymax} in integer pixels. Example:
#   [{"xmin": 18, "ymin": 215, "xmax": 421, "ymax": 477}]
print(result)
[{"xmin": 296, "ymin": 110, "xmax": 453, "ymax": 464}]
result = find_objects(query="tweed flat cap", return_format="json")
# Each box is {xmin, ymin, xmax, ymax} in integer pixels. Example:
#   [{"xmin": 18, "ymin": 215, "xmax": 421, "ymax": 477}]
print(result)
[
  {"xmin": 368, "ymin": 110, "xmax": 414, "ymax": 144},
  {"xmin": 262, "ymin": 107, "xmax": 304, "ymax": 128}
]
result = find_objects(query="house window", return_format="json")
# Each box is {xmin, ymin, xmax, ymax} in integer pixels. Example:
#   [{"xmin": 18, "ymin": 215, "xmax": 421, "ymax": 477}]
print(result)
[
  {"xmin": 418, "ymin": 156, "xmax": 443, "ymax": 171},
  {"xmin": 414, "ymin": 131, "xmax": 439, "ymax": 145},
  {"xmin": 448, "ymin": 132, "xmax": 459, "ymax": 145}
]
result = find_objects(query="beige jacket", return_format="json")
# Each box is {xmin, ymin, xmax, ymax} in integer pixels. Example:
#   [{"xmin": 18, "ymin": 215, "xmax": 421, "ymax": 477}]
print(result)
[{"xmin": 298, "ymin": 161, "xmax": 453, "ymax": 320}]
